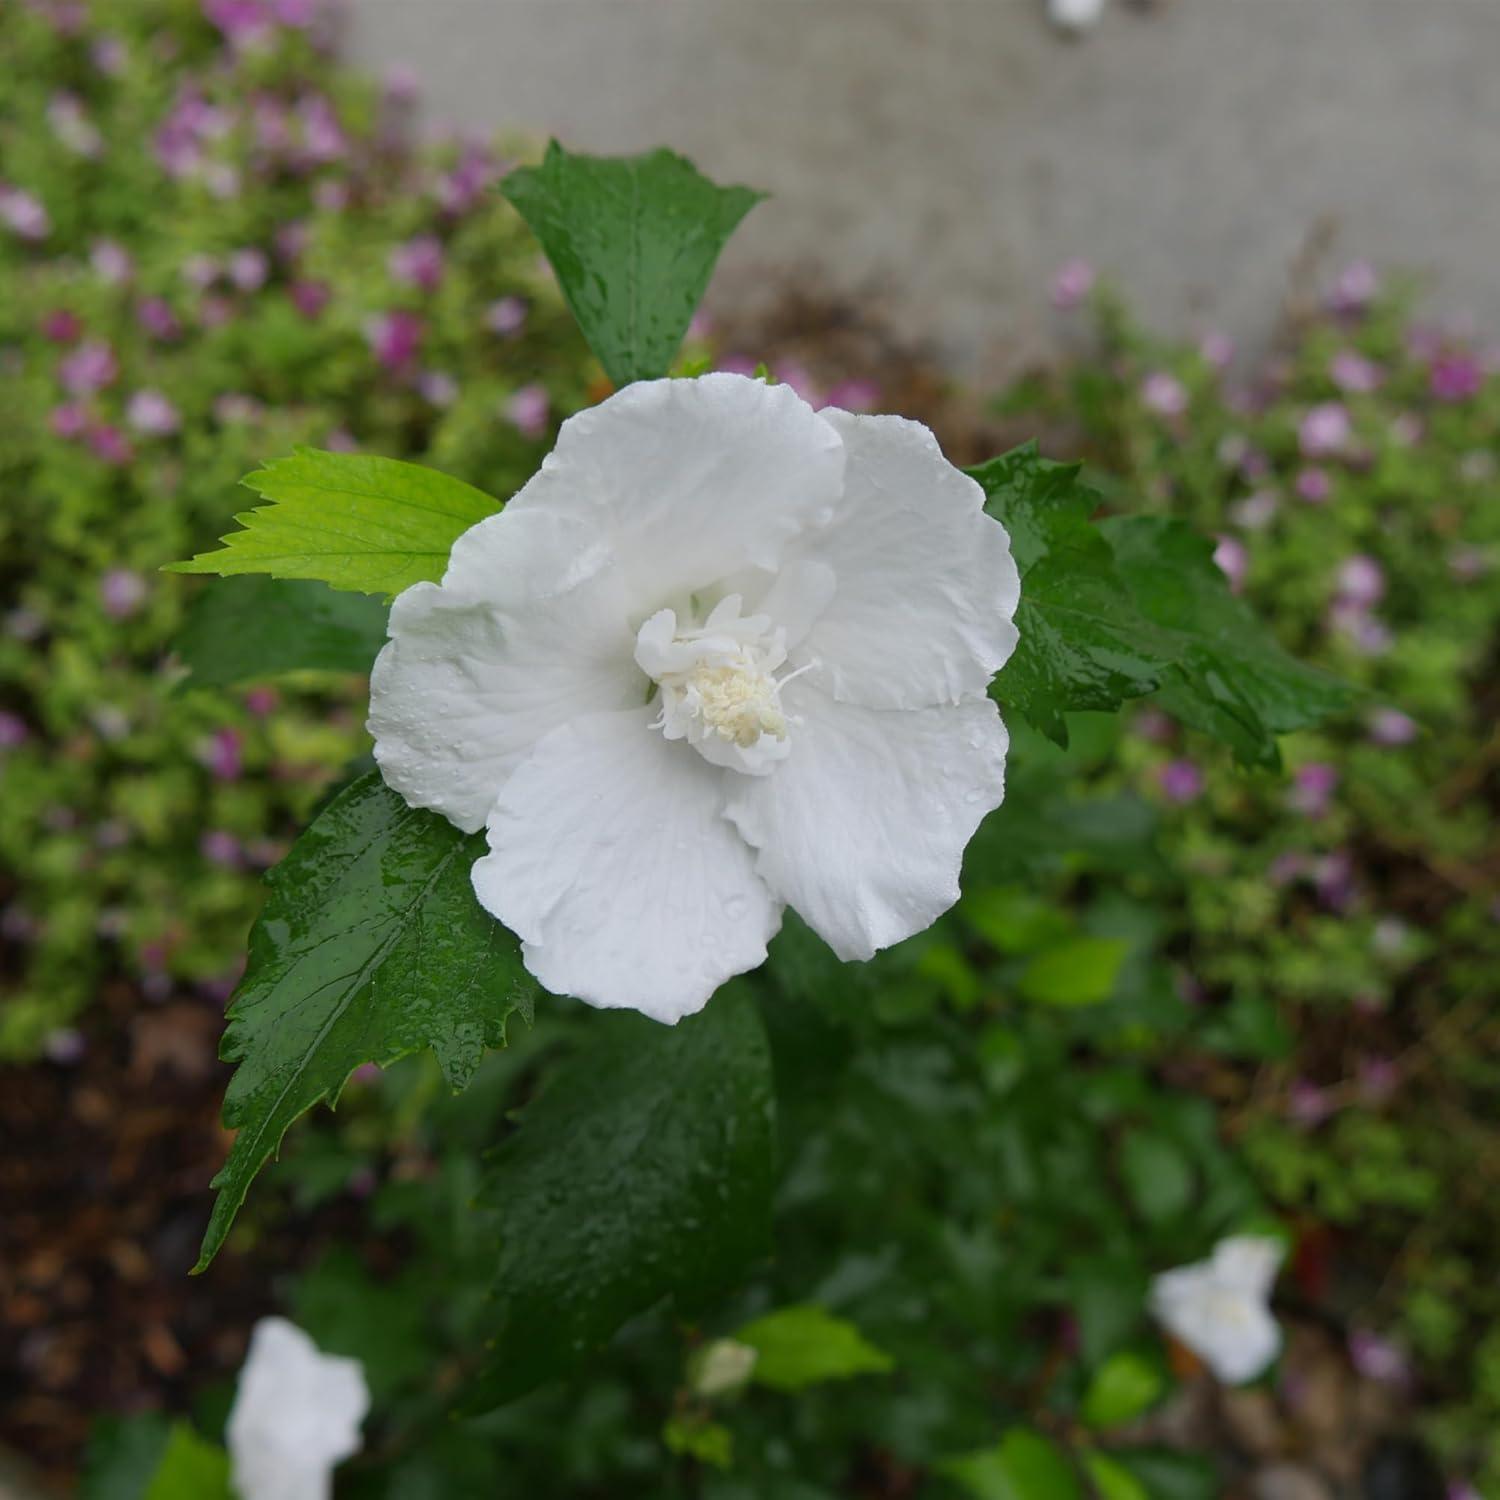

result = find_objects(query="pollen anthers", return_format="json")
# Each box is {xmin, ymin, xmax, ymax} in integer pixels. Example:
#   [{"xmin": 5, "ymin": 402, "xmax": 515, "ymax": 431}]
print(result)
[{"xmin": 634, "ymin": 593, "xmax": 802, "ymax": 775}]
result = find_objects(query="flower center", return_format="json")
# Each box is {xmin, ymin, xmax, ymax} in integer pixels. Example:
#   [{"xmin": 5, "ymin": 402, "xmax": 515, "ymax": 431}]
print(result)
[{"xmin": 634, "ymin": 594, "xmax": 806, "ymax": 776}]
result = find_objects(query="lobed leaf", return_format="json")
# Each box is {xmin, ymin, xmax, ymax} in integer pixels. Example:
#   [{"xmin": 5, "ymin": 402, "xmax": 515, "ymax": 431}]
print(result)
[
  {"xmin": 502, "ymin": 141, "xmax": 764, "ymax": 387},
  {"xmin": 174, "ymin": 575, "xmax": 388, "ymax": 689},
  {"xmin": 196, "ymin": 773, "xmax": 534, "ymax": 1271},
  {"xmin": 167, "ymin": 448, "xmax": 500, "ymax": 598},
  {"xmin": 465, "ymin": 993, "xmax": 775, "ymax": 1409}
]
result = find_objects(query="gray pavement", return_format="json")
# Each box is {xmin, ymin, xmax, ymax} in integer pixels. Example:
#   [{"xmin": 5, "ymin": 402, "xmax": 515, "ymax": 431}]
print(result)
[{"xmin": 351, "ymin": 0, "xmax": 1500, "ymax": 378}]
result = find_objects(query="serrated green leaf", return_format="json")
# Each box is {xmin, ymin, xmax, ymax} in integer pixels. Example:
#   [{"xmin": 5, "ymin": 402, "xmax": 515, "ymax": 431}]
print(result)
[
  {"xmin": 735, "ymin": 1304, "xmax": 894, "ymax": 1392},
  {"xmin": 196, "ymin": 773, "xmax": 534, "ymax": 1271},
  {"xmin": 943, "ymin": 1427, "xmax": 1083, "ymax": 1500},
  {"xmin": 1101, "ymin": 516, "xmax": 1354, "ymax": 766},
  {"xmin": 141, "ymin": 1425, "xmax": 232, "ymax": 1500},
  {"xmin": 174, "ymin": 576, "xmax": 388, "ymax": 689},
  {"xmin": 1080, "ymin": 1350, "xmax": 1168, "ymax": 1429},
  {"xmin": 967, "ymin": 445, "xmax": 1164, "ymax": 744},
  {"xmin": 81, "ymin": 1414, "xmax": 171, "ymax": 1500},
  {"xmin": 167, "ymin": 448, "xmax": 499, "ymax": 597},
  {"xmin": 465, "ymin": 993, "xmax": 774, "ymax": 1409},
  {"xmin": 1018, "ymin": 936, "xmax": 1129, "ymax": 1006},
  {"xmin": 1118, "ymin": 1128, "xmax": 1195, "ymax": 1223},
  {"xmin": 503, "ymin": 141, "xmax": 764, "ymax": 386}
]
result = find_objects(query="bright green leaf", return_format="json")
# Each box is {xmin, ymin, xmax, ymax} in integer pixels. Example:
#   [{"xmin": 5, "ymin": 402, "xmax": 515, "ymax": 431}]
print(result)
[
  {"xmin": 1101, "ymin": 516, "xmax": 1354, "ymax": 766},
  {"xmin": 174, "ymin": 576, "xmax": 388, "ymax": 689},
  {"xmin": 196, "ymin": 773, "xmax": 534, "ymax": 1271},
  {"xmin": 735, "ymin": 1304, "xmax": 894, "ymax": 1392},
  {"xmin": 167, "ymin": 448, "xmax": 500, "ymax": 598},
  {"xmin": 1018, "ymin": 936, "xmax": 1128, "ymax": 1006},
  {"xmin": 1105, "ymin": 1449, "xmax": 1219, "ymax": 1500},
  {"xmin": 943, "ymin": 1427, "xmax": 1083, "ymax": 1500},
  {"xmin": 663, "ymin": 1416, "xmax": 735, "ymax": 1471},
  {"xmin": 1080, "ymin": 1350, "xmax": 1168, "ymax": 1429},
  {"xmin": 1083, "ymin": 1452, "xmax": 1150, "ymax": 1500},
  {"xmin": 465, "ymin": 993, "xmax": 774, "ymax": 1408},
  {"xmin": 1119, "ymin": 1128, "xmax": 1195, "ymax": 1223},
  {"xmin": 968, "ymin": 444, "xmax": 1164, "ymax": 744},
  {"xmin": 963, "ymin": 887, "xmax": 1074, "ymax": 955},
  {"xmin": 142, "ymin": 1425, "xmax": 233, "ymax": 1500},
  {"xmin": 502, "ymin": 141, "xmax": 764, "ymax": 387}
]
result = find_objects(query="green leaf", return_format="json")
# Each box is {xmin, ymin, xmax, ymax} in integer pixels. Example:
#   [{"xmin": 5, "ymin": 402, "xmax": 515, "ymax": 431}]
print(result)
[
  {"xmin": 142, "ymin": 1425, "xmax": 233, "ymax": 1500},
  {"xmin": 1104, "ymin": 1449, "xmax": 1219, "ymax": 1500},
  {"xmin": 944, "ymin": 1427, "xmax": 1083, "ymax": 1500},
  {"xmin": 175, "ymin": 576, "xmax": 388, "ymax": 688},
  {"xmin": 167, "ymin": 448, "xmax": 500, "ymax": 598},
  {"xmin": 1101, "ymin": 516, "xmax": 1353, "ymax": 766},
  {"xmin": 1065, "ymin": 1254, "xmax": 1149, "ymax": 1367},
  {"xmin": 196, "ymin": 772, "xmax": 534, "ymax": 1271},
  {"xmin": 1118, "ymin": 1127, "xmax": 1196, "ymax": 1223},
  {"xmin": 967, "ymin": 445, "xmax": 1165, "ymax": 744},
  {"xmin": 1080, "ymin": 1350, "xmax": 1168, "ymax": 1429},
  {"xmin": 1082, "ymin": 1452, "xmax": 1150, "ymax": 1500},
  {"xmin": 735, "ymin": 1304, "xmax": 894, "ymax": 1392},
  {"xmin": 81, "ymin": 1414, "xmax": 171, "ymax": 1500},
  {"xmin": 502, "ymin": 141, "xmax": 764, "ymax": 387},
  {"xmin": 1017, "ymin": 936, "xmax": 1129, "ymax": 1006},
  {"xmin": 466, "ymin": 993, "xmax": 774, "ymax": 1408}
]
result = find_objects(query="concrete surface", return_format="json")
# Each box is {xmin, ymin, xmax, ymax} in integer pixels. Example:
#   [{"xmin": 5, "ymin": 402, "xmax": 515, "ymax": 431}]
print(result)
[{"xmin": 347, "ymin": 0, "xmax": 1500, "ymax": 378}]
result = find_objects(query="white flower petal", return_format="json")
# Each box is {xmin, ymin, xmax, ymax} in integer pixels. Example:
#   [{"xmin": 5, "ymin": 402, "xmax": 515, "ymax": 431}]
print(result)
[
  {"xmin": 1212, "ymin": 1234, "xmax": 1286, "ymax": 1299},
  {"xmin": 1149, "ymin": 1236, "xmax": 1285, "ymax": 1385},
  {"xmin": 505, "ymin": 374, "xmax": 846, "ymax": 611},
  {"xmin": 723, "ymin": 685, "xmax": 1009, "ymax": 961},
  {"xmin": 368, "ymin": 548, "xmax": 639, "ymax": 835},
  {"xmin": 791, "ymin": 409, "xmax": 1019, "ymax": 709},
  {"xmin": 471, "ymin": 708, "xmax": 782, "ymax": 1022},
  {"xmin": 227, "ymin": 1317, "xmax": 368, "ymax": 1500}
]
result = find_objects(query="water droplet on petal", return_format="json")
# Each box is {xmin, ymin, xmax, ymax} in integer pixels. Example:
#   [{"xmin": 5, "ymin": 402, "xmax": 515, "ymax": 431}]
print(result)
[{"xmin": 723, "ymin": 894, "xmax": 749, "ymax": 919}]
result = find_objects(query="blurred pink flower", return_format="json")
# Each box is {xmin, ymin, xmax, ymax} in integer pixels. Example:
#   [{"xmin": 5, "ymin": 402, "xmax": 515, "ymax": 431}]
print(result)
[
  {"xmin": 0, "ymin": 712, "xmax": 29, "ymax": 750},
  {"xmin": 137, "ymin": 297, "xmax": 182, "ymax": 342},
  {"xmin": 1159, "ymin": 759, "xmax": 1204, "ymax": 804},
  {"xmin": 0, "ymin": 185, "xmax": 50, "ymax": 242},
  {"xmin": 1356, "ymin": 1058, "xmax": 1400, "ymax": 1105},
  {"xmin": 1295, "ymin": 467, "xmax": 1332, "ymax": 504},
  {"xmin": 1230, "ymin": 490, "xmax": 1280, "ymax": 530},
  {"xmin": 47, "ymin": 93, "xmax": 102, "ymax": 158},
  {"xmin": 1327, "ymin": 260, "xmax": 1379, "ymax": 315},
  {"xmin": 126, "ymin": 389, "xmax": 181, "ymax": 437},
  {"xmin": 90, "ymin": 239, "xmax": 134, "ymax": 285},
  {"xmin": 325, "ymin": 427, "xmax": 358, "ymax": 452},
  {"xmin": 41, "ymin": 309, "xmax": 81, "ymax": 343},
  {"xmin": 244, "ymin": 686, "xmax": 279, "ymax": 716},
  {"xmin": 365, "ymin": 309, "xmax": 424, "ymax": 370},
  {"xmin": 485, "ymin": 295, "xmax": 527, "ymax": 336},
  {"xmin": 1335, "ymin": 554, "xmax": 1384, "ymax": 607},
  {"xmin": 1389, "ymin": 412, "xmax": 1424, "ymax": 447},
  {"xmin": 1289, "ymin": 762, "xmax": 1338, "ymax": 818},
  {"xmin": 1288, "ymin": 1079, "xmax": 1333, "ymax": 1128},
  {"xmin": 1212, "ymin": 534, "xmax": 1248, "ymax": 592},
  {"xmin": 822, "ymin": 379, "xmax": 881, "ymax": 414},
  {"xmin": 100, "ymin": 568, "xmax": 148, "ymax": 619},
  {"xmin": 437, "ymin": 146, "xmax": 497, "ymax": 216},
  {"xmin": 181, "ymin": 254, "xmax": 220, "ymax": 290},
  {"xmin": 59, "ymin": 340, "xmax": 118, "ymax": 395},
  {"xmin": 274, "ymin": 219, "xmax": 309, "ymax": 262},
  {"xmin": 86, "ymin": 425, "xmax": 132, "ymax": 465},
  {"xmin": 290, "ymin": 279, "xmax": 331, "ymax": 319},
  {"xmin": 197, "ymin": 294, "xmax": 235, "ymax": 329},
  {"xmin": 203, "ymin": 727, "xmax": 244, "ymax": 781},
  {"xmin": 1430, "ymin": 352, "xmax": 1483, "ymax": 403},
  {"xmin": 383, "ymin": 65, "xmax": 422, "ymax": 106},
  {"xmin": 1198, "ymin": 330, "xmax": 1235, "ymax": 370},
  {"xmin": 92, "ymin": 35, "xmax": 128, "ymax": 76},
  {"xmin": 1448, "ymin": 545, "xmax": 1489, "ymax": 583},
  {"xmin": 313, "ymin": 178, "xmax": 350, "ymax": 212},
  {"xmin": 1368, "ymin": 708, "xmax": 1418, "ymax": 746},
  {"xmin": 1329, "ymin": 350, "xmax": 1381, "ymax": 393},
  {"xmin": 228, "ymin": 247, "xmax": 270, "ymax": 293},
  {"xmin": 297, "ymin": 94, "xmax": 347, "ymax": 166},
  {"xmin": 507, "ymin": 383, "xmax": 550, "ymax": 438},
  {"xmin": 417, "ymin": 370, "xmax": 459, "ymax": 407},
  {"xmin": 389, "ymin": 234, "xmax": 445, "ymax": 292},
  {"xmin": 1347, "ymin": 1328, "xmax": 1409, "ymax": 1385},
  {"xmin": 49, "ymin": 403, "xmax": 88, "ymax": 439},
  {"xmin": 1141, "ymin": 371, "xmax": 1188, "ymax": 417},
  {"xmin": 1050, "ymin": 257, "xmax": 1095, "ymax": 310},
  {"xmin": 200, "ymin": 829, "xmax": 245, "ymax": 868},
  {"xmin": 1314, "ymin": 850, "xmax": 1355, "ymax": 910},
  {"xmin": 1298, "ymin": 402, "xmax": 1351, "ymax": 458}
]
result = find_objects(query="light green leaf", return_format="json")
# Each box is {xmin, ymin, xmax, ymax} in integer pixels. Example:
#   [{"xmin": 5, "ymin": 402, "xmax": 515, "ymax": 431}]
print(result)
[
  {"xmin": 196, "ymin": 772, "xmax": 534, "ymax": 1271},
  {"xmin": 465, "ymin": 993, "xmax": 774, "ymax": 1409},
  {"xmin": 1104, "ymin": 1449, "xmax": 1219, "ymax": 1500},
  {"xmin": 968, "ymin": 445, "xmax": 1165, "ymax": 744},
  {"xmin": 142, "ymin": 1425, "xmax": 233, "ymax": 1500},
  {"xmin": 943, "ymin": 1427, "xmax": 1083, "ymax": 1500},
  {"xmin": 167, "ymin": 448, "xmax": 500, "ymax": 598},
  {"xmin": 1018, "ymin": 936, "xmax": 1128, "ymax": 1006},
  {"xmin": 1083, "ymin": 1452, "xmax": 1151, "ymax": 1500},
  {"xmin": 502, "ymin": 141, "xmax": 764, "ymax": 387},
  {"xmin": 175, "ymin": 576, "xmax": 388, "ymax": 688},
  {"xmin": 1080, "ymin": 1350, "xmax": 1168, "ymax": 1429},
  {"xmin": 1118, "ymin": 1127, "xmax": 1195, "ymax": 1224},
  {"xmin": 735, "ymin": 1304, "xmax": 894, "ymax": 1392},
  {"xmin": 1101, "ymin": 516, "xmax": 1354, "ymax": 767}
]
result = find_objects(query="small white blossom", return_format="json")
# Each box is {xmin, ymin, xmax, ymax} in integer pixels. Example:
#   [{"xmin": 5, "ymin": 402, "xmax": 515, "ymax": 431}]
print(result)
[
  {"xmin": 1149, "ymin": 1235, "xmax": 1285, "ymax": 1384},
  {"xmin": 369, "ymin": 374, "xmax": 1019, "ymax": 1023},
  {"xmin": 689, "ymin": 1337, "xmax": 759, "ymax": 1398},
  {"xmin": 1048, "ymin": 0, "xmax": 1107, "ymax": 31},
  {"xmin": 227, "ymin": 1317, "xmax": 369, "ymax": 1500}
]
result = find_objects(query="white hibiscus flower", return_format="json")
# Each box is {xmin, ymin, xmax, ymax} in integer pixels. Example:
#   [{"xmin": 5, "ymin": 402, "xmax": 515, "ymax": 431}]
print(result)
[
  {"xmin": 227, "ymin": 1317, "xmax": 369, "ymax": 1500},
  {"xmin": 1148, "ymin": 1234, "xmax": 1285, "ymax": 1385},
  {"xmin": 369, "ymin": 373, "xmax": 1019, "ymax": 1022}
]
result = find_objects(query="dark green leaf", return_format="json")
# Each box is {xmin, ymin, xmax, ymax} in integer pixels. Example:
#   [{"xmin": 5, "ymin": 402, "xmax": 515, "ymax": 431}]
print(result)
[
  {"xmin": 735, "ymin": 1304, "xmax": 894, "ymax": 1391},
  {"xmin": 466, "ymin": 992, "xmax": 774, "ymax": 1408},
  {"xmin": 967, "ymin": 445, "xmax": 1164, "ymax": 743},
  {"xmin": 81, "ymin": 1414, "xmax": 171, "ymax": 1500},
  {"xmin": 1101, "ymin": 516, "xmax": 1354, "ymax": 766},
  {"xmin": 1080, "ymin": 1350, "xmax": 1168, "ymax": 1429},
  {"xmin": 1119, "ymin": 1128, "xmax": 1195, "ymax": 1224},
  {"xmin": 944, "ymin": 1427, "xmax": 1083, "ymax": 1500},
  {"xmin": 168, "ymin": 448, "xmax": 500, "ymax": 597},
  {"xmin": 1065, "ymin": 1254, "xmax": 1149, "ymax": 1367},
  {"xmin": 1018, "ymin": 936, "xmax": 1129, "ymax": 1007},
  {"xmin": 1106, "ymin": 1449, "xmax": 1219, "ymax": 1500},
  {"xmin": 175, "ymin": 576, "xmax": 388, "ymax": 689},
  {"xmin": 196, "ymin": 773, "xmax": 534, "ymax": 1271},
  {"xmin": 502, "ymin": 141, "xmax": 764, "ymax": 386},
  {"xmin": 1083, "ymin": 1452, "xmax": 1150, "ymax": 1500}
]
